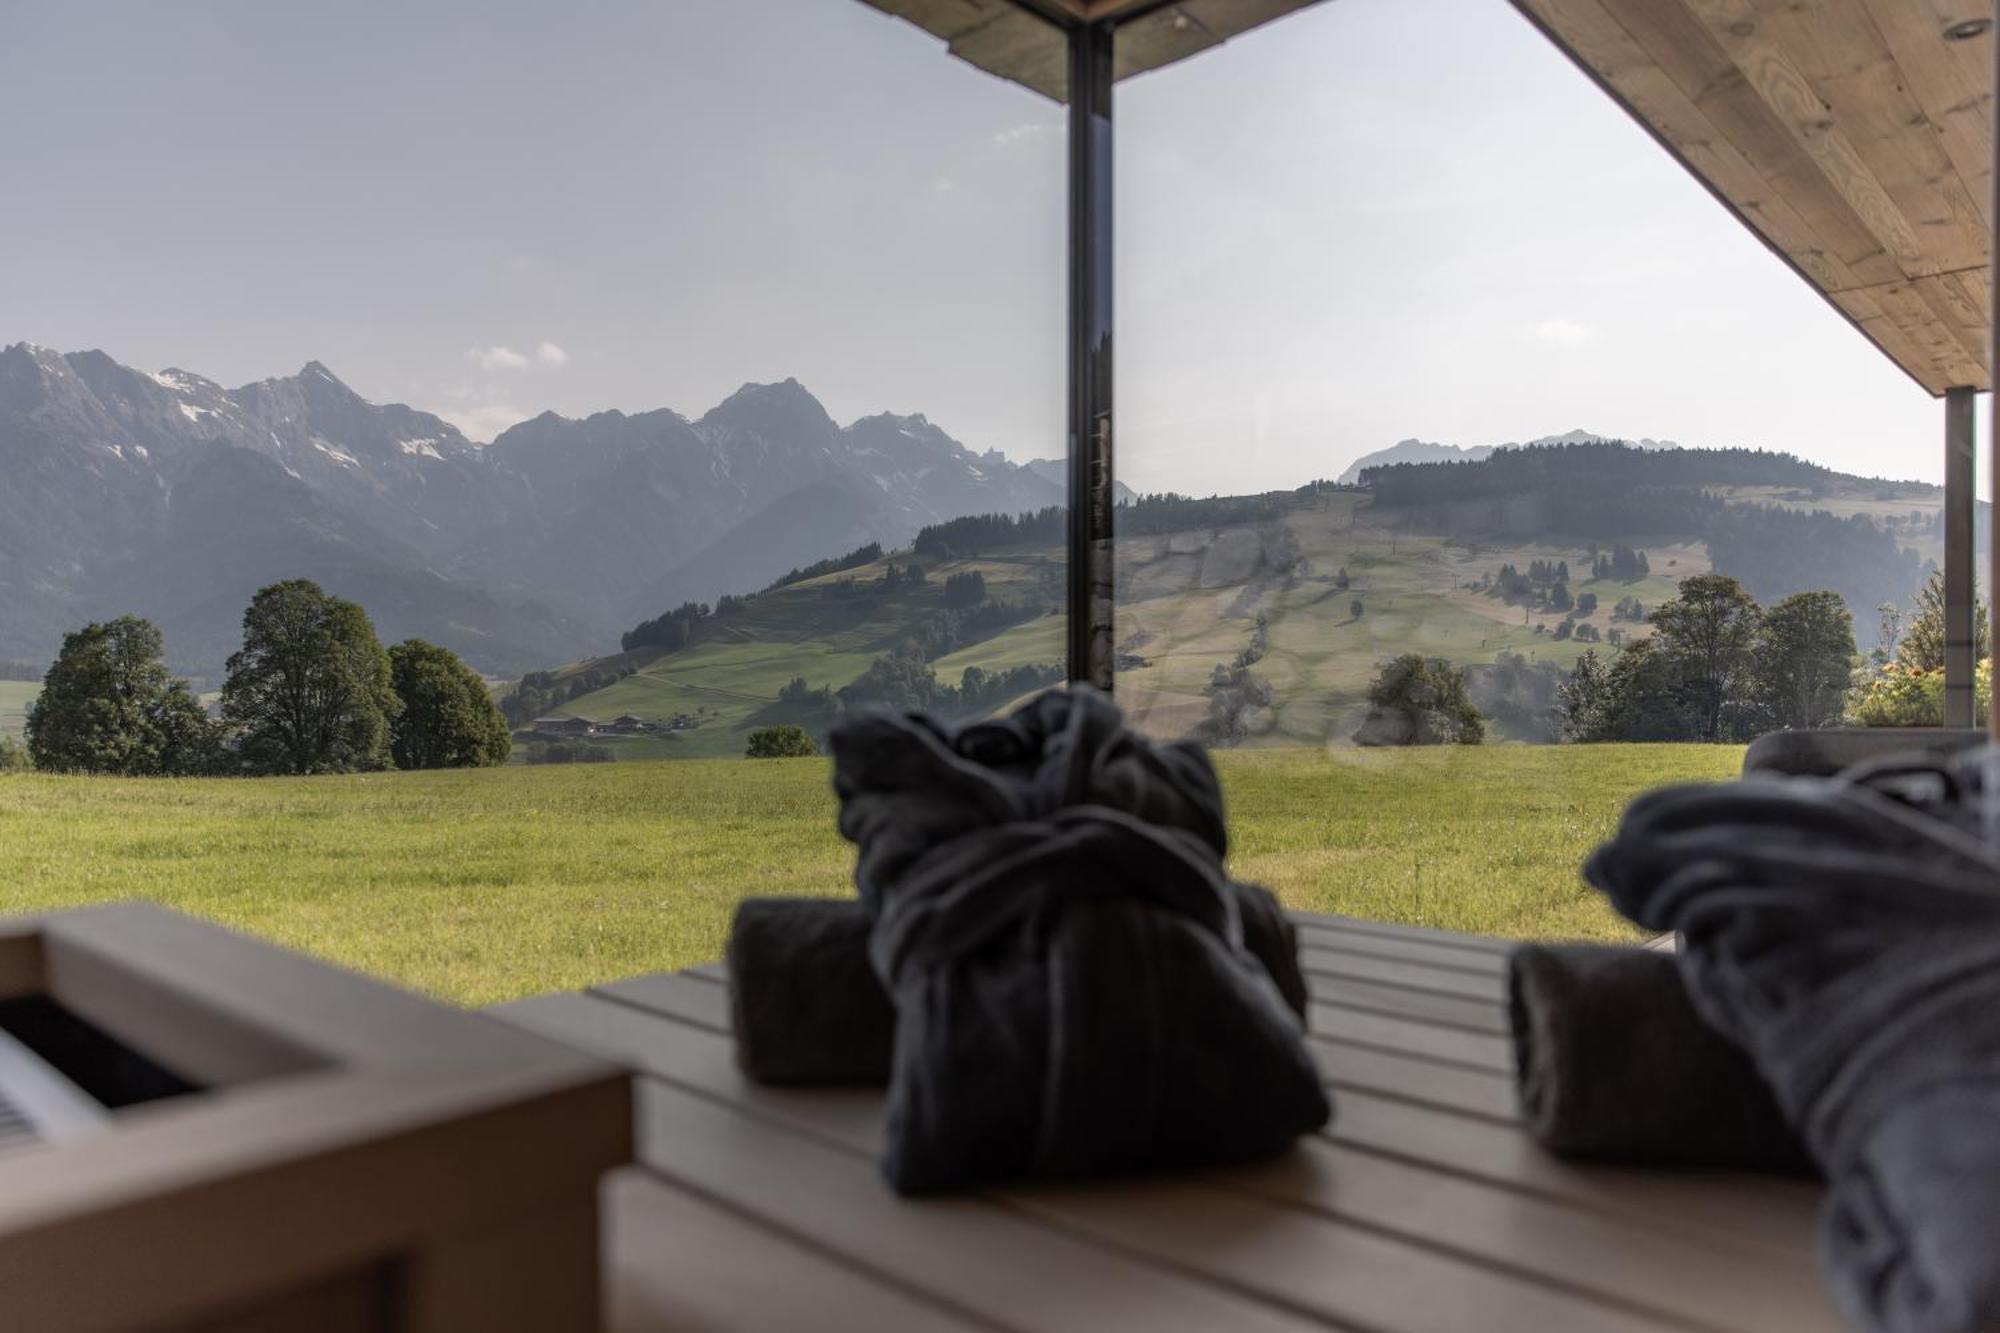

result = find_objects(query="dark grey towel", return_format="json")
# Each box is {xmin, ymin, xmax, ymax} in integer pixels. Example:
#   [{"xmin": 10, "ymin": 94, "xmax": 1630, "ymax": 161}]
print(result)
[
  {"xmin": 1507, "ymin": 943, "xmax": 1810, "ymax": 1173},
  {"xmin": 1584, "ymin": 762, "xmax": 2000, "ymax": 1333},
  {"xmin": 832, "ymin": 686, "xmax": 1329, "ymax": 1194},
  {"xmin": 730, "ymin": 883, "xmax": 1310, "ymax": 1086},
  {"xmin": 728, "ymin": 898, "xmax": 892, "ymax": 1085}
]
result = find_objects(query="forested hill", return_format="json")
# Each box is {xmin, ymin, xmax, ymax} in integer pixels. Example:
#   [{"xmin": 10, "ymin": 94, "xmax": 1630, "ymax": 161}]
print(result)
[
  {"xmin": 1362, "ymin": 441, "xmax": 1838, "ymax": 503},
  {"xmin": 1362, "ymin": 442, "xmax": 1932, "ymax": 640}
]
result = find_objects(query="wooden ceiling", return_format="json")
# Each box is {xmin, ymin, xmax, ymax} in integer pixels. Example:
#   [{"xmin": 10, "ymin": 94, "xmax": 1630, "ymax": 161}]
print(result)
[
  {"xmin": 852, "ymin": 1, "xmax": 1330, "ymax": 102},
  {"xmin": 858, "ymin": 0, "xmax": 1993, "ymax": 395},
  {"xmin": 1510, "ymin": 0, "xmax": 1992, "ymax": 395}
]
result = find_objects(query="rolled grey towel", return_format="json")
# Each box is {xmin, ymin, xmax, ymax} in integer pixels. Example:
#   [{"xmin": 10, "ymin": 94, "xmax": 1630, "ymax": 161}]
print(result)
[
  {"xmin": 1586, "ymin": 762, "xmax": 2000, "ymax": 1333},
  {"xmin": 730, "ymin": 885, "xmax": 1309, "ymax": 1086},
  {"xmin": 728, "ymin": 898, "xmax": 894, "ymax": 1085},
  {"xmin": 1508, "ymin": 944, "xmax": 1810, "ymax": 1173}
]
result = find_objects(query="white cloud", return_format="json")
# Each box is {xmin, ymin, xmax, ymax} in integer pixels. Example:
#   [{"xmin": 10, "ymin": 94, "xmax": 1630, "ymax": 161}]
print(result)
[
  {"xmin": 534, "ymin": 340, "xmax": 569, "ymax": 367},
  {"xmin": 990, "ymin": 122, "xmax": 1057, "ymax": 150},
  {"xmin": 1532, "ymin": 318, "xmax": 1599, "ymax": 349},
  {"xmin": 436, "ymin": 402, "xmax": 530, "ymax": 443},
  {"xmin": 469, "ymin": 344, "xmax": 530, "ymax": 371}
]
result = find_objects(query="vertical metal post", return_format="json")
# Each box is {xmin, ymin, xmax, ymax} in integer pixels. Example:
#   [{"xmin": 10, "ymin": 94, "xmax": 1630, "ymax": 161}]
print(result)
[
  {"xmin": 1066, "ymin": 20, "xmax": 1115, "ymax": 690},
  {"xmin": 1946, "ymin": 385, "xmax": 1977, "ymax": 729}
]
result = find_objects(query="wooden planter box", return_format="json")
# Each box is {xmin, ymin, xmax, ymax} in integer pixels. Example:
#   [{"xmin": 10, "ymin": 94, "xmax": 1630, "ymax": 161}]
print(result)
[{"xmin": 0, "ymin": 903, "xmax": 630, "ymax": 1332}]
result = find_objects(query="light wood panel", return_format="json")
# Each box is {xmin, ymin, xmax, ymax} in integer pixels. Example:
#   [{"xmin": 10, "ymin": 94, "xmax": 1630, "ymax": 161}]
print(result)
[
  {"xmin": 500, "ymin": 925, "xmax": 1844, "ymax": 1333},
  {"xmin": 1515, "ymin": 0, "xmax": 1994, "ymax": 393}
]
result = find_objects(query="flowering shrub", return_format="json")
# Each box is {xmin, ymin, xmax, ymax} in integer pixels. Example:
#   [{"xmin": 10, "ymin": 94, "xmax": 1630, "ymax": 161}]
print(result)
[{"xmin": 1848, "ymin": 659, "xmax": 1990, "ymax": 727}]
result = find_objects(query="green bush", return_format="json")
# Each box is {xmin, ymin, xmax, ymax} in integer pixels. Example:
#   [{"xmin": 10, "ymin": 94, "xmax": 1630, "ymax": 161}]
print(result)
[
  {"xmin": 0, "ymin": 736, "xmax": 31, "ymax": 772},
  {"xmin": 745, "ymin": 725, "xmax": 818, "ymax": 758},
  {"xmin": 1848, "ymin": 659, "xmax": 1990, "ymax": 727}
]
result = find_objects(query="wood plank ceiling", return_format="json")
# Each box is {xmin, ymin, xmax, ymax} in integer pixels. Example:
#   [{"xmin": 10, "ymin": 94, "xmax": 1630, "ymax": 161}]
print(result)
[
  {"xmin": 1515, "ymin": 0, "xmax": 1993, "ymax": 394},
  {"xmin": 858, "ymin": 0, "xmax": 1992, "ymax": 395}
]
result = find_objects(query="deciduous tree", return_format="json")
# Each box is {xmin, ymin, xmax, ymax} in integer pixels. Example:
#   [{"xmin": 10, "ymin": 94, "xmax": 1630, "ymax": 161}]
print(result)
[
  {"xmin": 222, "ymin": 581, "xmax": 399, "ymax": 775},
  {"xmin": 388, "ymin": 639, "xmax": 511, "ymax": 769},
  {"xmin": 1648, "ymin": 574, "xmax": 1761, "ymax": 741},
  {"xmin": 1754, "ymin": 591, "xmax": 1856, "ymax": 731},
  {"xmin": 25, "ymin": 616, "xmax": 217, "ymax": 775}
]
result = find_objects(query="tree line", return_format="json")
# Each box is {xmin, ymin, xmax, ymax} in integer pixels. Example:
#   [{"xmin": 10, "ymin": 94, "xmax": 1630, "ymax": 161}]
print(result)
[
  {"xmin": 21, "ymin": 581, "xmax": 509, "ymax": 776},
  {"xmin": 1560, "ymin": 576, "xmax": 1855, "ymax": 742}
]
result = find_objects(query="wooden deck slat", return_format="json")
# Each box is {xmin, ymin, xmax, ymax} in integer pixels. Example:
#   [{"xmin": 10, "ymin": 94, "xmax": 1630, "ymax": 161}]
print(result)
[
  {"xmin": 1300, "ymin": 948, "xmax": 1510, "ymax": 1002},
  {"xmin": 1308, "ymin": 981, "xmax": 1511, "ymax": 1035},
  {"xmin": 1326, "ymin": 1091, "xmax": 1821, "ymax": 1258},
  {"xmin": 514, "ymin": 994, "xmax": 1729, "ymax": 1333},
  {"xmin": 1309, "ymin": 1037, "xmax": 1520, "ymax": 1122},
  {"xmin": 1290, "ymin": 913, "xmax": 1520, "ymax": 954},
  {"xmin": 595, "ymin": 972, "xmax": 733, "ymax": 1033},
  {"xmin": 564, "ymin": 980, "xmax": 1818, "ymax": 1254},
  {"xmin": 1211, "ymin": 1141, "xmax": 1841, "ymax": 1333},
  {"xmin": 1293, "ymin": 933, "xmax": 1514, "ymax": 977},
  {"xmin": 604, "ymin": 1168, "xmax": 990, "ymax": 1333},
  {"xmin": 1308, "ymin": 1004, "xmax": 1515, "ymax": 1072}
]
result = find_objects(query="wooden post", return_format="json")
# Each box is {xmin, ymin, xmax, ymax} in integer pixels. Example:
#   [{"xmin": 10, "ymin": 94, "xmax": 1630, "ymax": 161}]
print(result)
[{"xmin": 1946, "ymin": 385, "xmax": 1977, "ymax": 728}]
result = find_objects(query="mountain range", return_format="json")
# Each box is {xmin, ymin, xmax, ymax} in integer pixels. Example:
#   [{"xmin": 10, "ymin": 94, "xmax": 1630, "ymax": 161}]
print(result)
[
  {"xmin": 1335, "ymin": 429, "xmax": 1681, "ymax": 485},
  {"xmin": 0, "ymin": 343, "xmax": 1073, "ymax": 677}
]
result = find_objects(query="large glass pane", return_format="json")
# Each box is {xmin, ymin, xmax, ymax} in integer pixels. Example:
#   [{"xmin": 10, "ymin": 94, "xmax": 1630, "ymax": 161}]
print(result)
[
  {"xmin": 1113, "ymin": 0, "xmax": 1954, "ymax": 936},
  {"xmin": 0, "ymin": 0, "xmax": 1065, "ymax": 995}
]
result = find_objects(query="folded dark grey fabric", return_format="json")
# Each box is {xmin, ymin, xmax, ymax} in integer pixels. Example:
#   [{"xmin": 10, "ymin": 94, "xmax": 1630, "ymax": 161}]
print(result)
[
  {"xmin": 830, "ymin": 685, "xmax": 1329, "ymax": 1194},
  {"xmin": 1584, "ymin": 764, "xmax": 2000, "ymax": 1333},
  {"xmin": 730, "ymin": 879, "xmax": 1308, "ymax": 1086},
  {"xmin": 1507, "ymin": 943, "xmax": 1810, "ymax": 1172},
  {"xmin": 728, "ymin": 897, "xmax": 892, "ymax": 1085}
]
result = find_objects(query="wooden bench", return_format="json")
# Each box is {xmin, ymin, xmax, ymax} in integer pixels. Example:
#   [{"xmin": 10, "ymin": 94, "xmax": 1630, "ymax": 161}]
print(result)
[{"xmin": 495, "ymin": 910, "xmax": 1844, "ymax": 1332}]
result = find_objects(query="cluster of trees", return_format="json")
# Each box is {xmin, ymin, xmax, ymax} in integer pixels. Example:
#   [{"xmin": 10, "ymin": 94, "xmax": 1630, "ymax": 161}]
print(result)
[
  {"xmin": 943, "ymin": 570, "xmax": 987, "ymax": 608},
  {"xmin": 1559, "ymin": 576, "xmax": 1855, "ymax": 742},
  {"xmin": 25, "ymin": 582, "xmax": 510, "ymax": 776},
  {"xmin": 0, "ymin": 661, "xmax": 42, "ymax": 682},
  {"xmin": 1845, "ymin": 570, "xmax": 1991, "ymax": 726},
  {"xmin": 501, "ymin": 661, "xmax": 638, "ymax": 728},
  {"xmin": 1194, "ymin": 615, "xmax": 1273, "ymax": 745},
  {"xmin": 746, "ymin": 725, "xmax": 817, "ymax": 758},
  {"xmin": 1365, "ymin": 441, "xmax": 1833, "ymax": 508},
  {"xmin": 914, "ymin": 507, "xmax": 1065, "ymax": 558},
  {"xmin": 1611, "ymin": 595, "xmax": 1646, "ymax": 621},
  {"xmin": 1591, "ymin": 545, "xmax": 1651, "ymax": 580},
  {"xmin": 1114, "ymin": 491, "xmax": 1292, "ymax": 537},
  {"xmin": 832, "ymin": 648, "xmax": 1062, "ymax": 717},
  {"xmin": 1355, "ymin": 655, "xmax": 1485, "ymax": 746},
  {"xmin": 880, "ymin": 561, "xmax": 928, "ymax": 590},
  {"xmin": 1491, "ymin": 560, "xmax": 1575, "ymax": 610},
  {"xmin": 764, "ymin": 542, "xmax": 883, "ymax": 592},
  {"xmin": 622, "ymin": 601, "xmax": 711, "ymax": 652},
  {"xmin": 896, "ymin": 598, "xmax": 1043, "ymax": 662}
]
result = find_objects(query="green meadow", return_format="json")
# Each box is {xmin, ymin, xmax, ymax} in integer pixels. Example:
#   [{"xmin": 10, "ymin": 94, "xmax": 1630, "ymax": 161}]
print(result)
[{"xmin": 0, "ymin": 744, "xmax": 1741, "ymax": 1006}]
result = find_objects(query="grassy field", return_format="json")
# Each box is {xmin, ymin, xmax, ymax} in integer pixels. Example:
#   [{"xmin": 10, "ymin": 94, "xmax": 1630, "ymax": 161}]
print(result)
[
  {"xmin": 0, "ymin": 681, "xmax": 38, "ymax": 738},
  {"xmin": 0, "ymin": 744, "xmax": 1741, "ymax": 1007}
]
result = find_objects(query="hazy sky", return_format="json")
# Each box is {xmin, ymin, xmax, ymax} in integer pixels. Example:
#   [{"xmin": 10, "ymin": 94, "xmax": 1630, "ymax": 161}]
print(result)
[{"xmin": 0, "ymin": 0, "xmax": 1975, "ymax": 494}]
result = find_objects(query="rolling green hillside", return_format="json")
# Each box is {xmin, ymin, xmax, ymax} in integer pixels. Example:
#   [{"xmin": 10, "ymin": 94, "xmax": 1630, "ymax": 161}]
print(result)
[
  {"xmin": 522, "ymin": 448, "xmax": 1943, "ymax": 758},
  {"xmin": 530, "ymin": 549, "xmax": 1066, "ymax": 759}
]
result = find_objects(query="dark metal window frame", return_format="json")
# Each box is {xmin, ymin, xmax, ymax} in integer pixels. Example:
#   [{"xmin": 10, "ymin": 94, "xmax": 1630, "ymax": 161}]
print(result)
[{"xmin": 1066, "ymin": 18, "xmax": 1116, "ymax": 689}]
